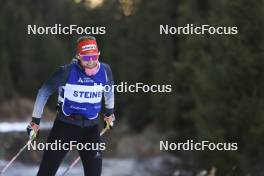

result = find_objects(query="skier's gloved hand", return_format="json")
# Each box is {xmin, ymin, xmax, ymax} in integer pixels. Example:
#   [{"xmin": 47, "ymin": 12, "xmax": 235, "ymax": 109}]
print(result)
[
  {"xmin": 26, "ymin": 117, "xmax": 40, "ymax": 140},
  {"xmin": 104, "ymin": 114, "xmax": 115, "ymax": 129}
]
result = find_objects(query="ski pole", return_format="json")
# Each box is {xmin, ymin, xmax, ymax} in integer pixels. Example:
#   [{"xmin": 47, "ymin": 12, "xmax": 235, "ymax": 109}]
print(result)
[
  {"xmin": 61, "ymin": 122, "xmax": 111, "ymax": 176},
  {"xmin": 0, "ymin": 133, "xmax": 37, "ymax": 175}
]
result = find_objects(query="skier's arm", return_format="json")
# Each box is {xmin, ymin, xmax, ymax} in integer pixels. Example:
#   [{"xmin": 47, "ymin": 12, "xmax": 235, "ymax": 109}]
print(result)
[
  {"xmin": 103, "ymin": 64, "xmax": 114, "ymax": 116},
  {"xmin": 31, "ymin": 66, "xmax": 66, "ymax": 124}
]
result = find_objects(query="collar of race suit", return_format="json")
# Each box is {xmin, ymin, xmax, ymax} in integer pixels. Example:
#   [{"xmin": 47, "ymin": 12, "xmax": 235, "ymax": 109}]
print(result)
[{"xmin": 76, "ymin": 59, "xmax": 99, "ymax": 76}]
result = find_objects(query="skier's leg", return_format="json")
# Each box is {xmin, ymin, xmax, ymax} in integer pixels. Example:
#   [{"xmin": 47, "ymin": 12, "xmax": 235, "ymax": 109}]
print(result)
[
  {"xmin": 78, "ymin": 125, "xmax": 102, "ymax": 176},
  {"xmin": 37, "ymin": 145, "xmax": 68, "ymax": 176},
  {"xmin": 37, "ymin": 118, "xmax": 80, "ymax": 176}
]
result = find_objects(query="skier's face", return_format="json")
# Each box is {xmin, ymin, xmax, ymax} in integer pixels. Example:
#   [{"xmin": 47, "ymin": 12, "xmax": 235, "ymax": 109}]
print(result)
[{"xmin": 79, "ymin": 57, "xmax": 98, "ymax": 69}]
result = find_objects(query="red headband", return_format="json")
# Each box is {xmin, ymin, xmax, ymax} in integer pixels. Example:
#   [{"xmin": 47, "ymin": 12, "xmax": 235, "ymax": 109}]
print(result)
[{"xmin": 77, "ymin": 40, "xmax": 99, "ymax": 55}]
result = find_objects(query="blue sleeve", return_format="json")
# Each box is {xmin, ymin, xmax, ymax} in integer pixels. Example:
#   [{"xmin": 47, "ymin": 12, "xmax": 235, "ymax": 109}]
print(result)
[
  {"xmin": 32, "ymin": 66, "xmax": 68, "ymax": 119},
  {"xmin": 103, "ymin": 64, "xmax": 115, "ymax": 115}
]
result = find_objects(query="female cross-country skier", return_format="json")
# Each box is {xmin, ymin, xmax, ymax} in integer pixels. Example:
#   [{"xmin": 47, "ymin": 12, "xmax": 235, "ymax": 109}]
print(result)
[{"xmin": 26, "ymin": 35, "xmax": 115, "ymax": 176}]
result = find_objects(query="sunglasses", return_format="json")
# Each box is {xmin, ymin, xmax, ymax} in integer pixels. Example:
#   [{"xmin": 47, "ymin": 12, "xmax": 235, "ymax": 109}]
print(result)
[{"xmin": 79, "ymin": 54, "xmax": 99, "ymax": 61}]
